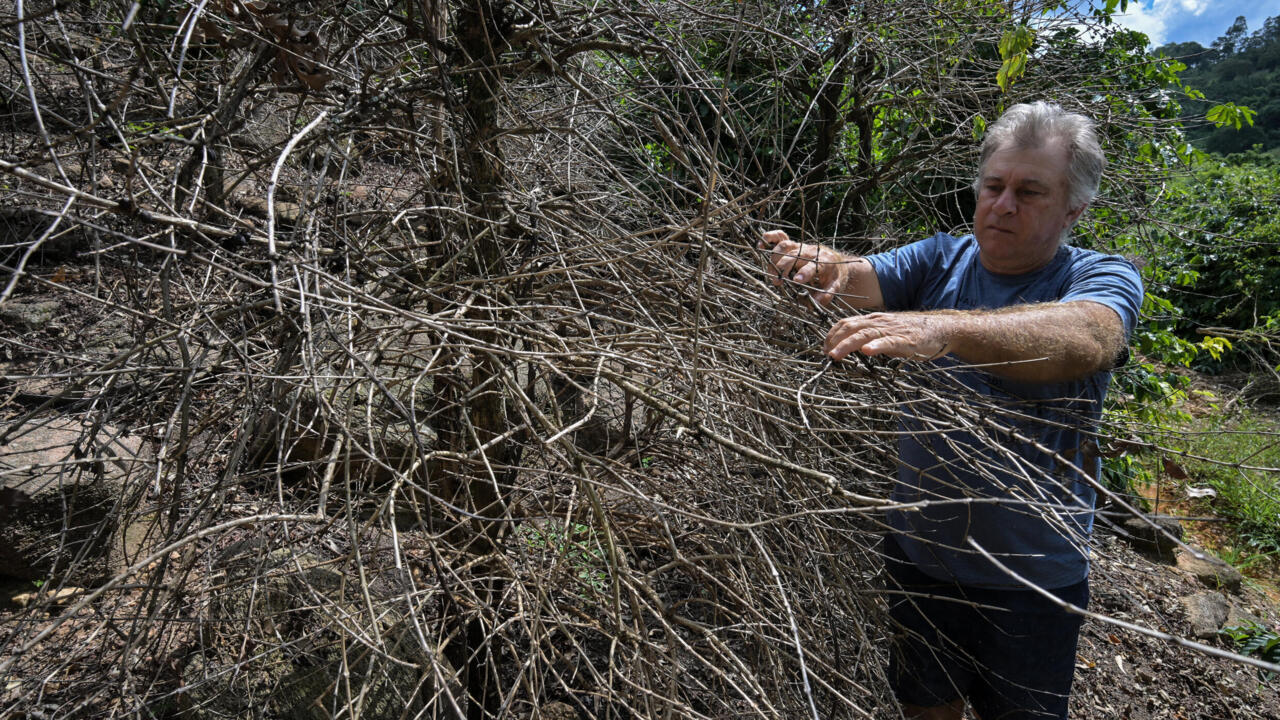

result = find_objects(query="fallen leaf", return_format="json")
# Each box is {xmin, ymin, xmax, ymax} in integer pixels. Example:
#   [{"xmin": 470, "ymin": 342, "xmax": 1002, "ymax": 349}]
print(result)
[
  {"xmin": 11, "ymin": 587, "xmax": 85, "ymax": 608},
  {"xmin": 1162, "ymin": 457, "xmax": 1190, "ymax": 480}
]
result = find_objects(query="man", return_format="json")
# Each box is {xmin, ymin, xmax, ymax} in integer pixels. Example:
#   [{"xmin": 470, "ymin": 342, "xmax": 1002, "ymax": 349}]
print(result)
[{"xmin": 761, "ymin": 101, "xmax": 1143, "ymax": 719}]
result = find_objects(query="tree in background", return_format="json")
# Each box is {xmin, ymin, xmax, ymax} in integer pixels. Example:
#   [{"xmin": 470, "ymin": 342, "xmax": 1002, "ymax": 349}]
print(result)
[{"xmin": 1160, "ymin": 14, "xmax": 1280, "ymax": 154}]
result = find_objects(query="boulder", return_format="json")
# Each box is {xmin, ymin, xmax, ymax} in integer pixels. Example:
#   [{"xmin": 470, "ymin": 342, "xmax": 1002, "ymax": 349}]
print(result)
[
  {"xmin": 180, "ymin": 544, "xmax": 438, "ymax": 719},
  {"xmin": 539, "ymin": 701, "xmax": 581, "ymax": 720},
  {"xmin": 0, "ymin": 417, "xmax": 152, "ymax": 585},
  {"xmin": 1180, "ymin": 591, "xmax": 1229, "ymax": 639},
  {"xmin": 0, "ymin": 207, "xmax": 86, "ymax": 263},
  {"xmin": 1175, "ymin": 547, "xmax": 1243, "ymax": 594},
  {"xmin": 1118, "ymin": 514, "xmax": 1184, "ymax": 558},
  {"xmin": 0, "ymin": 297, "xmax": 62, "ymax": 331},
  {"xmin": 1225, "ymin": 603, "xmax": 1265, "ymax": 630}
]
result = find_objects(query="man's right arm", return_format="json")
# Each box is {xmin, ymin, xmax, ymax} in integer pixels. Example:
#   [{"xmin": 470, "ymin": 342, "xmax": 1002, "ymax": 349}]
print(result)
[{"xmin": 759, "ymin": 230, "xmax": 885, "ymax": 310}]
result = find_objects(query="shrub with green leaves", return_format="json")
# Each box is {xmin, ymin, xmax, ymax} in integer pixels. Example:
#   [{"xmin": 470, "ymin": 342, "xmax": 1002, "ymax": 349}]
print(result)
[
  {"xmin": 1221, "ymin": 622, "xmax": 1280, "ymax": 677},
  {"xmin": 1139, "ymin": 152, "xmax": 1280, "ymax": 371}
]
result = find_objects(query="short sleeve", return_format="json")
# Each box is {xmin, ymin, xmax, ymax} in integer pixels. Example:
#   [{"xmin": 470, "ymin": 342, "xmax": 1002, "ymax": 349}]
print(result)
[
  {"xmin": 866, "ymin": 233, "xmax": 945, "ymax": 311},
  {"xmin": 1060, "ymin": 253, "xmax": 1144, "ymax": 339}
]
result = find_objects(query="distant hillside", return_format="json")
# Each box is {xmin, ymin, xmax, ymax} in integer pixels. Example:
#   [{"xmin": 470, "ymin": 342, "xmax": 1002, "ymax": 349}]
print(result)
[{"xmin": 1157, "ymin": 15, "xmax": 1280, "ymax": 154}]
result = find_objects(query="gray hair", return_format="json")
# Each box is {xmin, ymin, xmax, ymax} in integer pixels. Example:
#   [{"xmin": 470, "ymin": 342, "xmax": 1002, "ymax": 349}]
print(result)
[{"xmin": 974, "ymin": 101, "xmax": 1106, "ymax": 212}]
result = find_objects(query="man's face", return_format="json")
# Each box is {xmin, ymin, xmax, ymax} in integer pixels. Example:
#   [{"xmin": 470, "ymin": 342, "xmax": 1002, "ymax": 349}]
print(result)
[{"xmin": 973, "ymin": 142, "xmax": 1084, "ymax": 275}]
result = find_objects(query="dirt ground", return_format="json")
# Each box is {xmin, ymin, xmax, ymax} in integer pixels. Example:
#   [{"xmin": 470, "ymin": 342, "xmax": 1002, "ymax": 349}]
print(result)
[{"xmin": 1072, "ymin": 532, "xmax": 1280, "ymax": 719}]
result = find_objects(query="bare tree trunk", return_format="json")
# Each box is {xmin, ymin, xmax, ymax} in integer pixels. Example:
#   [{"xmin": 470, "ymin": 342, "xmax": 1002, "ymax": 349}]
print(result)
[
  {"xmin": 798, "ymin": 1, "xmax": 855, "ymax": 238},
  {"xmin": 445, "ymin": 3, "xmax": 512, "ymax": 717}
]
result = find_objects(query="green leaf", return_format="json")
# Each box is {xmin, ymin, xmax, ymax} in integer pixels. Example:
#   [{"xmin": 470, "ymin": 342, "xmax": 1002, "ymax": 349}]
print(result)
[
  {"xmin": 1198, "ymin": 335, "xmax": 1232, "ymax": 361},
  {"xmin": 996, "ymin": 25, "xmax": 1034, "ymax": 92},
  {"xmin": 998, "ymin": 25, "xmax": 1034, "ymax": 60},
  {"xmin": 1206, "ymin": 102, "xmax": 1257, "ymax": 130}
]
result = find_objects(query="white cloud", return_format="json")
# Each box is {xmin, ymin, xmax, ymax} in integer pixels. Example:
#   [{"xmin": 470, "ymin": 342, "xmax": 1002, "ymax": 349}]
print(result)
[
  {"xmin": 1170, "ymin": 0, "xmax": 1209, "ymax": 16},
  {"xmin": 1112, "ymin": 2, "xmax": 1170, "ymax": 47},
  {"xmin": 1061, "ymin": 0, "xmax": 1280, "ymax": 49}
]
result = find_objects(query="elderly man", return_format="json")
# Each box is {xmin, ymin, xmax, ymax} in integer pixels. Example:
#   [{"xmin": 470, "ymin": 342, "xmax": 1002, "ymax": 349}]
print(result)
[{"xmin": 761, "ymin": 101, "xmax": 1143, "ymax": 720}]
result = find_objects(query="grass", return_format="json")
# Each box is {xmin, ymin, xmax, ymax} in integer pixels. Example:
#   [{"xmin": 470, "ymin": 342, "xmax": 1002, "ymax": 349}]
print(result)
[{"xmin": 1177, "ymin": 409, "xmax": 1280, "ymax": 560}]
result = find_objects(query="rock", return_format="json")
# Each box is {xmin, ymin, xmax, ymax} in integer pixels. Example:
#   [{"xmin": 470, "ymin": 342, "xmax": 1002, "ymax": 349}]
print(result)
[
  {"xmin": 234, "ymin": 196, "xmax": 302, "ymax": 226},
  {"xmin": 539, "ymin": 701, "xmax": 580, "ymax": 720},
  {"xmin": 236, "ymin": 99, "xmax": 296, "ymax": 153},
  {"xmin": 0, "ymin": 417, "xmax": 152, "ymax": 585},
  {"xmin": 1180, "ymin": 591, "xmax": 1229, "ymax": 639},
  {"xmin": 1176, "ymin": 547, "xmax": 1243, "ymax": 593},
  {"xmin": 1118, "ymin": 514, "xmax": 1184, "ymax": 557},
  {"xmin": 1225, "ymin": 604, "xmax": 1265, "ymax": 630},
  {"xmin": 0, "ymin": 298, "xmax": 62, "ymax": 330},
  {"xmin": 386, "ymin": 187, "xmax": 418, "ymax": 206},
  {"xmin": 10, "ymin": 586, "xmax": 85, "ymax": 609},
  {"xmin": 81, "ymin": 314, "xmax": 134, "ymax": 354},
  {"xmin": 0, "ymin": 207, "xmax": 85, "ymax": 263},
  {"xmin": 244, "ymin": 373, "xmax": 439, "ymax": 514},
  {"xmin": 181, "ymin": 546, "xmax": 436, "ymax": 720},
  {"xmin": 274, "ymin": 201, "xmax": 302, "ymax": 225}
]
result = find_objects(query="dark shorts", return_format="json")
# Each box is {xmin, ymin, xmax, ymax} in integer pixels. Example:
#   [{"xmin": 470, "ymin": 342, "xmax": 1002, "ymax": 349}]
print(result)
[{"xmin": 883, "ymin": 536, "xmax": 1088, "ymax": 720}]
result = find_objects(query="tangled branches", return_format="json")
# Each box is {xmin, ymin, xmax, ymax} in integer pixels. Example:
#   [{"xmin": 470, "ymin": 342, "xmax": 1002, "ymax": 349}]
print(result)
[{"xmin": 0, "ymin": 1, "xmax": 1269, "ymax": 719}]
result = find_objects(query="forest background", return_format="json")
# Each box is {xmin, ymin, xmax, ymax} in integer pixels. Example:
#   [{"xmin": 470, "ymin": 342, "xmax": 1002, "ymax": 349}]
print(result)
[{"xmin": 2, "ymin": 1, "xmax": 1280, "ymax": 718}]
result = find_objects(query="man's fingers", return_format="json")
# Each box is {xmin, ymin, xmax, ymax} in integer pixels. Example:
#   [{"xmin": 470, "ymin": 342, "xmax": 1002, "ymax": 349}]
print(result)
[
  {"xmin": 826, "ymin": 316, "xmax": 925, "ymax": 360},
  {"xmin": 761, "ymin": 231, "xmax": 844, "ymax": 304},
  {"xmin": 759, "ymin": 229, "xmax": 790, "ymax": 250},
  {"xmin": 813, "ymin": 276, "xmax": 842, "ymax": 307},
  {"xmin": 791, "ymin": 255, "xmax": 810, "ymax": 284},
  {"xmin": 765, "ymin": 241, "xmax": 812, "ymax": 287}
]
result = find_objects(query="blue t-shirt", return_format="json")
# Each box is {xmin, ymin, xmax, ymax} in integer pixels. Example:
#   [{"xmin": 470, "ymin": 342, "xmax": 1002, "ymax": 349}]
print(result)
[{"xmin": 866, "ymin": 232, "xmax": 1143, "ymax": 589}]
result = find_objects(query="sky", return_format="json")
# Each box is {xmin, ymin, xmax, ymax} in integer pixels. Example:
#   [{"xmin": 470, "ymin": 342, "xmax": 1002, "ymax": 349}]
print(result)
[{"xmin": 1108, "ymin": 1, "xmax": 1280, "ymax": 48}]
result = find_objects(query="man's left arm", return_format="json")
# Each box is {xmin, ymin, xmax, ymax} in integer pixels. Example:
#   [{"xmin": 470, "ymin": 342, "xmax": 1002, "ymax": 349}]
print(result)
[{"xmin": 823, "ymin": 301, "xmax": 1127, "ymax": 383}]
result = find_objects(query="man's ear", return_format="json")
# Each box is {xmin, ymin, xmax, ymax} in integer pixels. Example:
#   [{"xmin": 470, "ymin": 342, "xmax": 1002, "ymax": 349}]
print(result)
[{"xmin": 1064, "ymin": 202, "xmax": 1088, "ymax": 229}]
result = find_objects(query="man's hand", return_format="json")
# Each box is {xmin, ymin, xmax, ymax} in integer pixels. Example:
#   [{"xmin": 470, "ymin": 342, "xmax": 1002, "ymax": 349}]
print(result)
[
  {"xmin": 824, "ymin": 312, "xmax": 951, "ymax": 362},
  {"xmin": 759, "ymin": 230, "xmax": 852, "ymax": 308}
]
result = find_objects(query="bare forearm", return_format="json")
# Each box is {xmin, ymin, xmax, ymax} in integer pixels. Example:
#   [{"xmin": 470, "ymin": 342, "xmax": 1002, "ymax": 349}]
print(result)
[
  {"xmin": 831, "ymin": 252, "xmax": 884, "ymax": 311},
  {"xmin": 825, "ymin": 301, "xmax": 1127, "ymax": 382},
  {"xmin": 936, "ymin": 302, "xmax": 1125, "ymax": 382}
]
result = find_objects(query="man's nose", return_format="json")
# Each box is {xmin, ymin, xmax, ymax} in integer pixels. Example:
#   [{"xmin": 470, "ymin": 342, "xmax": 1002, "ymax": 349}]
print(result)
[{"xmin": 993, "ymin": 188, "xmax": 1017, "ymax": 214}]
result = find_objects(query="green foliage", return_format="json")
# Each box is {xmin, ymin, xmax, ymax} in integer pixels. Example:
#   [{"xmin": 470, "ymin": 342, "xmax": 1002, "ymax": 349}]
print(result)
[
  {"xmin": 520, "ymin": 522, "xmax": 608, "ymax": 596},
  {"xmin": 1133, "ymin": 153, "xmax": 1280, "ymax": 369},
  {"xmin": 1221, "ymin": 621, "xmax": 1280, "ymax": 677},
  {"xmin": 996, "ymin": 25, "xmax": 1034, "ymax": 92},
  {"xmin": 1179, "ymin": 411, "xmax": 1280, "ymax": 553},
  {"xmin": 1207, "ymin": 102, "xmax": 1258, "ymax": 130},
  {"xmin": 124, "ymin": 120, "xmax": 175, "ymax": 138},
  {"xmin": 1101, "ymin": 357, "xmax": 1190, "ymax": 498},
  {"xmin": 1216, "ymin": 544, "xmax": 1280, "ymax": 573},
  {"xmin": 1100, "ymin": 452, "xmax": 1153, "ymax": 503}
]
